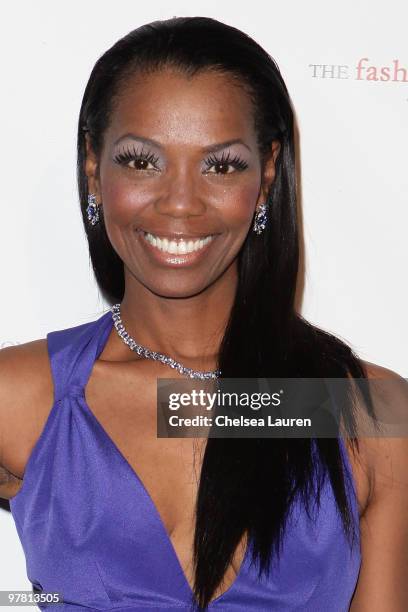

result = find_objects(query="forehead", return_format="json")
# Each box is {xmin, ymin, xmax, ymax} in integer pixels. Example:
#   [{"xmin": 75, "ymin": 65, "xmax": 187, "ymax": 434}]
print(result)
[{"xmin": 106, "ymin": 69, "xmax": 256, "ymax": 147}]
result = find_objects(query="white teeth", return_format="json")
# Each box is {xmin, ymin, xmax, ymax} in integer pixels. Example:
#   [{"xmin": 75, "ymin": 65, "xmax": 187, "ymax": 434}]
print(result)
[{"xmin": 143, "ymin": 232, "xmax": 214, "ymax": 254}]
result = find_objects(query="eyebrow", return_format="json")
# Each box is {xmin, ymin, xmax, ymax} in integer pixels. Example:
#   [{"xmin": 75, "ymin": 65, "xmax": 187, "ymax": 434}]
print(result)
[{"xmin": 113, "ymin": 133, "xmax": 252, "ymax": 153}]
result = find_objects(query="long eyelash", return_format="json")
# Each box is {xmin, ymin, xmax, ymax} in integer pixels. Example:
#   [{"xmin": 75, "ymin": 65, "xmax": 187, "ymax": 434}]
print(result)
[
  {"xmin": 113, "ymin": 146, "xmax": 160, "ymax": 168},
  {"xmin": 113, "ymin": 147, "xmax": 248, "ymax": 172},
  {"xmin": 204, "ymin": 150, "xmax": 248, "ymax": 172}
]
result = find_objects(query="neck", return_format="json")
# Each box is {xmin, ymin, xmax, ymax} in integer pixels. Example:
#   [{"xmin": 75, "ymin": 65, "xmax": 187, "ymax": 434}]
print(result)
[{"xmin": 117, "ymin": 264, "xmax": 238, "ymax": 371}]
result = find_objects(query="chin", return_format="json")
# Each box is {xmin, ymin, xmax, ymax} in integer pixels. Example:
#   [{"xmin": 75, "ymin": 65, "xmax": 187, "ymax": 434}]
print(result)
[{"xmin": 144, "ymin": 279, "xmax": 211, "ymax": 300}]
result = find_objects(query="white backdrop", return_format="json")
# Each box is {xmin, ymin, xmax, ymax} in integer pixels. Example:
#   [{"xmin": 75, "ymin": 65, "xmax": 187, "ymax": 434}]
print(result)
[{"xmin": 1, "ymin": 0, "xmax": 407, "ymax": 601}]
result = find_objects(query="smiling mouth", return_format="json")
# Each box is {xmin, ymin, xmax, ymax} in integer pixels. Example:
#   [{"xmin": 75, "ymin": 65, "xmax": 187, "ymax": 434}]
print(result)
[{"xmin": 140, "ymin": 230, "xmax": 216, "ymax": 255}]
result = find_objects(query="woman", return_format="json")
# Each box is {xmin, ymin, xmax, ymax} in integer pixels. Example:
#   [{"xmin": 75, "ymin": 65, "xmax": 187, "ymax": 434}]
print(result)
[{"xmin": 1, "ymin": 16, "xmax": 407, "ymax": 612}]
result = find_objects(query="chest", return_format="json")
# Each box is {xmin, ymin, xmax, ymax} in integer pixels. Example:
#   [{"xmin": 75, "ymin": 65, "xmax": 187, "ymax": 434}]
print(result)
[
  {"xmin": 84, "ymin": 359, "xmax": 247, "ymax": 598},
  {"xmin": 81, "ymin": 355, "xmax": 370, "ymax": 602}
]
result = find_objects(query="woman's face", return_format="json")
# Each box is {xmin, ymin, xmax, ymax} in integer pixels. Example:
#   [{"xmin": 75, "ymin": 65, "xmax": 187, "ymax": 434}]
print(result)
[{"xmin": 85, "ymin": 69, "xmax": 280, "ymax": 299}]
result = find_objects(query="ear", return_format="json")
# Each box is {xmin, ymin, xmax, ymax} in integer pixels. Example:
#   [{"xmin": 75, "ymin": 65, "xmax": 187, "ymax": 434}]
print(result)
[
  {"xmin": 256, "ymin": 139, "xmax": 281, "ymax": 210},
  {"xmin": 84, "ymin": 133, "xmax": 102, "ymax": 201}
]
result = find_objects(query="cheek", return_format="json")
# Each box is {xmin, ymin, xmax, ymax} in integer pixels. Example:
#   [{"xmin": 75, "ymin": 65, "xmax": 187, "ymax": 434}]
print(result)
[
  {"xmin": 220, "ymin": 184, "xmax": 260, "ymax": 229},
  {"xmin": 100, "ymin": 172, "xmax": 154, "ymax": 223},
  {"xmin": 99, "ymin": 164, "xmax": 260, "ymax": 230}
]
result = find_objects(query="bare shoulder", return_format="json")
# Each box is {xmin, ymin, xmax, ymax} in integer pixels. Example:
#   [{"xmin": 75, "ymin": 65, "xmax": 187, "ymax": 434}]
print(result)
[
  {"xmin": 361, "ymin": 358, "xmax": 405, "ymax": 381},
  {"xmin": 342, "ymin": 359, "xmax": 408, "ymax": 519},
  {"xmin": 357, "ymin": 358, "xmax": 408, "ymax": 485},
  {"xmin": 0, "ymin": 339, "xmax": 54, "ymax": 499},
  {"xmin": 349, "ymin": 360, "xmax": 408, "ymax": 609}
]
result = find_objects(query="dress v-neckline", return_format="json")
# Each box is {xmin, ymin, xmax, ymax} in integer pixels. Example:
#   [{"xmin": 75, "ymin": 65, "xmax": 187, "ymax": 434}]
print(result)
[{"xmin": 75, "ymin": 309, "xmax": 252, "ymax": 607}]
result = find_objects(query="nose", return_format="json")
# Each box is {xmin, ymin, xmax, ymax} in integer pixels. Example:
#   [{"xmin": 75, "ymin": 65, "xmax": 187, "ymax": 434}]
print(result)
[{"xmin": 154, "ymin": 166, "xmax": 207, "ymax": 218}]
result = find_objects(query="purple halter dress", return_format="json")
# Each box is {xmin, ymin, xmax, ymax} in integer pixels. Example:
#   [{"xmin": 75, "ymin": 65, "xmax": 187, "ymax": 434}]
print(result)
[{"xmin": 9, "ymin": 310, "xmax": 361, "ymax": 611}]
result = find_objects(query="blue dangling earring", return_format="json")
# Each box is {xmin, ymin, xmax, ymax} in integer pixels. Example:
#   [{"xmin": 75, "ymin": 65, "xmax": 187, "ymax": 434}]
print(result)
[
  {"xmin": 86, "ymin": 193, "xmax": 100, "ymax": 226},
  {"xmin": 253, "ymin": 202, "xmax": 268, "ymax": 234}
]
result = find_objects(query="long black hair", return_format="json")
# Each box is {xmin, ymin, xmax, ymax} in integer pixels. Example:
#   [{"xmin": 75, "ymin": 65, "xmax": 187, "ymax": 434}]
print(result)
[{"xmin": 77, "ymin": 16, "xmax": 376, "ymax": 610}]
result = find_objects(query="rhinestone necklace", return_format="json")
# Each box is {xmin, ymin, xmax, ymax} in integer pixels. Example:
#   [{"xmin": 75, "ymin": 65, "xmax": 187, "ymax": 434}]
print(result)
[{"xmin": 110, "ymin": 303, "xmax": 221, "ymax": 380}]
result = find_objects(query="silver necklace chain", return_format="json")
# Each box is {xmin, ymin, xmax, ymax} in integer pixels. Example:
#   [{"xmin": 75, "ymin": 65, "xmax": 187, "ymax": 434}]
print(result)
[{"xmin": 110, "ymin": 303, "xmax": 221, "ymax": 380}]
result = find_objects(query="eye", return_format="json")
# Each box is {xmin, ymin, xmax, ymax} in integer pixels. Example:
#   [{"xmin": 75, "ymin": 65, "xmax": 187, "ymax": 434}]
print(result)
[
  {"xmin": 113, "ymin": 146, "xmax": 160, "ymax": 172},
  {"xmin": 203, "ymin": 151, "xmax": 249, "ymax": 175}
]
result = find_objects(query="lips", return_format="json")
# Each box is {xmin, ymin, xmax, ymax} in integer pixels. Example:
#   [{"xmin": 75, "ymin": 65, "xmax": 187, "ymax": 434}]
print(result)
[{"xmin": 135, "ymin": 227, "xmax": 218, "ymax": 267}]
